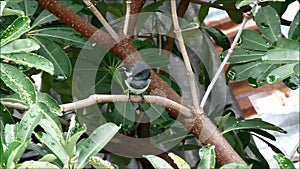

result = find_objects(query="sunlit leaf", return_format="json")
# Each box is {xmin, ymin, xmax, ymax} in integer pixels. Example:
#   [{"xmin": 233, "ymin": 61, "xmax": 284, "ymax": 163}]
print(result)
[
  {"xmin": 0, "ymin": 16, "xmax": 30, "ymax": 47},
  {"xmin": 75, "ymin": 123, "xmax": 120, "ymax": 169},
  {"xmin": 0, "ymin": 63, "xmax": 36, "ymax": 106},
  {"xmin": 1, "ymin": 53, "xmax": 54, "ymax": 75},
  {"xmin": 288, "ymin": 10, "xmax": 299, "ymax": 41},
  {"xmin": 238, "ymin": 30, "xmax": 271, "ymax": 51},
  {"xmin": 198, "ymin": 145, "xmax": 216, "ymax": 169},
  {"xmin": 144, "ymin": 155, "xmax": 173, "ymax": 169}
]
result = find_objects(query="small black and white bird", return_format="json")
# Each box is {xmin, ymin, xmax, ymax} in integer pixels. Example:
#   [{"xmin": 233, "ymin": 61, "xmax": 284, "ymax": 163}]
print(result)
[{"xmin": 123, "ymin": 61, "xmax": 151, "ymax": 95}]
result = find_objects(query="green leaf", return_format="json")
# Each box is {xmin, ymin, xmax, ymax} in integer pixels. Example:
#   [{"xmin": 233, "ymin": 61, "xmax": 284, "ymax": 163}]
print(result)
[
  {"xmin": 113, "ymin": 103, "xmax": 135, "ymax": 132},
  {"xmin": 38, "ymin": 154, "xmax": 57, "ymax": 162},
  {"xmin": 227, "ymin": 61, "xmax": 262, "ymax": 81},
  {"xmin": 247, "ymin": 143, "xmax": 269, "ymax": 168},
  {"xmin": 142, "ymin": 0, "xmax": 165, "ymax": 12},
  {"xmin": 283, "ymin": 74, "xmax": 299, "ymax": 90},
  {"xmin": 1, "ymin": 7, "xmax": 24, "ymax": 16},
  {"xmin": 5, "ymin": 0, "xmax": 25, "ymax": 6},
  {"xmin": 220, "ymin": 163, "xmax": 252, "ymax": 169},
  {"xmin": 4, "ymin": 124, "xmax": 16, "ymax": 145},
  {"xmin": 1, "ymin": 38, "xmax": 40, "ymax": 54},
  {"xmin": 89, "ymin": 156, "xmax": 114, "ymax": 169},
  {"xmin": 17, "ymin": 103, "xmax": 45, "ymax": 142},
  {"xmin": 226, "ymin": 10, "xmax": 243, "ymax": 24},
  {"xmin": 267, "ymin": 63, "xmax": 297, "ymax": 84},
  {"xmin": 0, "ymin": 16, "xmax": 30, "ymax": 47},
  {"xmin": 168, "ymin": 152, "xmax": 190, "ymax": 169},
  {"xmin": 248, "ymin": 64, "xmax": 278, "ymax": 88},
  {"xmin": 75, "ymin": 123, "xmax": 120, "ymax": 168},
  {"xmin": 143, "ymin": 155, "xmax": 173, "ymax": 169},
  {"xmin": 4, "ymin": 140, "xmax": 29, "ymax": 169},
  {"xmin": 222, "ymin": 48, "xmax": 265, "ymax": 64},
  {"xmin": 16, "ymin": 0, "xmax": 38, "ymax": 17},
  {"xmin": 139, "ymin": 48, "xmax": 170, "ymax": 68},
  {"xmin": 262, "ymin": 49, "xmax": 299, "ymax": 64},
  {"xmin": 172, "ymin": 144, "xmax": 202, "ymax": 151},
  {"xmin": 274, "ymin": 153, "xmax": 296, "ymax": 169},
  {"xmin": 288, "ymin": 11, "xmax": 299, "ymax": 41},
  {"xmin": 32, "ymin": 4, "xmax": 83, "ymax": 28},
  {"xmin": 294, "ymin": 63, "xmax": 299, "ymax": 76},
  {"xmin": 205, "ymin": 27, "xmax": 230, "ymax": 50},
  {"xmin": 0, "ymin": 63, "xmax": 36, "ymax": 106},
  {"xmin": 198, "ymin": 5, "xmax": 209, "ymax": 24},
  {"xmin": 198, "ymin": 145, "xmax": 216, "ymax": 169},
  {"xmin": 222, "ymin": 117, "xmax": 287, "ymax": 134},
  {"xmin": 106, "ymin": 3, "xmax": 125, "ymax": 18},
  {"xmin": 235, "ymin": 0, "xmax": 253, "ymax": 9},
  {"xmin": 255, "ymin": 6, "xmax": 281, "ymax": 42},
  {"xmin": 35, "ymin": 131, "xmax": 69, "ymax": 165},
  {"xmin": 29, "ymin": 26, "xmax": 88, "ymax": 48},
  {"xmin": 0, "ymin": 1, "xmax": 6, "ymax": 16},
  {"xmin": 64, "ymin": 124, "xmax": 86, "ymax": 157},
  {"xmin": 33, "ymin": 37, "xmax": 72, "ymax": 79},
  {"xmin": 39, "ymin": 117, "xmax": 64, "ymax": 147},
  {"xmin": 238, "ymin": 30, "xmax": 271, "ymax": 51},
  {"xmin": 16, "ymin": 160, "xmax": 60, "ymax": 169},
  {"xmin": 0, "ymin": 103, "xmax": 15, "ymax": 125},
  {"xmin": 254, "ymin": 134, "xmax": 284, "ymax": 154},
  {"xmin": 1, "ymin": 53, "xmax": 54, "ymax": 75},
  {"xmin": 37, "ymin": 92, "xmax": 62, "ymax": 116}
]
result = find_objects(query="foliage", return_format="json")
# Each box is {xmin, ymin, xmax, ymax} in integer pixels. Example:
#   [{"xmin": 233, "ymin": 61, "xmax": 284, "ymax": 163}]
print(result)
[
  {"xmin": 0, "ymin": 0, "xmax": 298, "ymax": 168},
  {"xmin": 222, "ymin": 5, "xmax": 299, "ymax": 89}
]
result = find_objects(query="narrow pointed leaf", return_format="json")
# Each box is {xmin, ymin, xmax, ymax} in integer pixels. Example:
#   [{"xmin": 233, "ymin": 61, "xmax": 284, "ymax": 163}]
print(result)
[
  {"xmin": 35, "ymin": 132, "xmax": 69, "ymax": 165},
  {"xmin": 222, "ymin": 48, "xmax": 265, "ymax": 64},
  {"xmin": 267, "ymin": 63, "xmax": 297, "ymax": 84},
  {"xmin": 75, "ymin": 123, "xmax": 120, "ymax": 168},
  {"xmin": 238, "ymin": 30, "xmax": 271, "ymax": 51},
  {"xmin": 32, "ymin": 4, "xmax": 83, "ymax": 28},
  {"xmin": 223, "ymin": 117, "xmax": 287, "ymax": 134},
  {"xmin": 274, "ymin": 153, "xmax": 296, "ymax": 169},
  {"xmin": 29, "ymin": 26, "xmax": 88, "ymax": 48},
  {"xmin": 288, "ymin": 11, "xmax": 299, "ymax": 41},
  {"xmin": 255, "ymin": 6, "xmax": 281, "ymax": 42},
  {"xmin": 143, "ymin": 155, "xmax": 173, "ymax": 169},
  {"xmin": 227, "ymin": 61, "xmax": 262, "ymax": 81},
  {"xmin": 1, "ymin": 38, "xmax": 39, "ymax": 54},
  {"xmin": 16, "ymin": 161, "xmax": 60, "ymax": 169},
  {"xmin": 17, "ymin": 103, "xmax": 45, "ymax": 142},
  {"xmin": 37, "ymin": 92, "xmax": 62, "ymax": 116},
  {"xmin": 32, "ymin": 37, "xmax": 72, "ymax": 79},
  {"xmin": 1, "ymin": 53, "xmax": 54, "ymax": 75},
  {"xmin": 198, "ymin": 145, "xmax": 216, "ymax": 169},
  {"xmin": 168, "ymin": 152, "xmax": 190, "ymax": 169},
  {"xmin": 0, "ymin": 63, "xmax": 36, "ymax": 106},
  {"xmin": 0, "ymin": 16, "xmax": 30, "ymax": 47}
]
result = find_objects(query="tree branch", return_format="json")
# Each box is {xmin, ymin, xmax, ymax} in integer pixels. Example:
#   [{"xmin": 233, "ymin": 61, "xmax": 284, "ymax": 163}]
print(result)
[
  {"xmin": 170, "ymin": 1, "xmax": 201, "ymax": 116},
  {"xmin": 163, "ymin": 0, "xmax": 190, "ymax": 54},
  {"xmin": 200, "ymin": 12, "xmax": 252, "ymax": 108}
]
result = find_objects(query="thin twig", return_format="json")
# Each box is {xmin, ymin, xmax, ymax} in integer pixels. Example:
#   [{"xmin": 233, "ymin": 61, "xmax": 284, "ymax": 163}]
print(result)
[
  {"xmin": 82, "ymin": 0, "xmax": 120, "ymax": 42},
  {"xmin": 123, "ymin": 0, "xmax": 132, "ymax": 35},
  {"xmin": 2, "ymin": 95, "xmax": 193, "ymax": 118},
  {"xmin": 170, "ymin": 1, "xmax": 201, "ymax": 115},
  {"xmin": 200, "ymin": 12, "xmax": 251, "ymax": 108}
]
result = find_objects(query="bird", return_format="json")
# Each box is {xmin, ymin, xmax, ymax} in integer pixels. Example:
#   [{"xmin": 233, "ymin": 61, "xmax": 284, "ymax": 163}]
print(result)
[{"xmin": 123, "ymin": 61, "xmax": 151, "ymax": 99}]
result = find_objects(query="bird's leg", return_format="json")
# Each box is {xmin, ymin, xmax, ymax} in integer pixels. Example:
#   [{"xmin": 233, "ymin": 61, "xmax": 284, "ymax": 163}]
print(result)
[{"xmin": 139, "ymin": 94, "xmax": 145, "ymax": 103}]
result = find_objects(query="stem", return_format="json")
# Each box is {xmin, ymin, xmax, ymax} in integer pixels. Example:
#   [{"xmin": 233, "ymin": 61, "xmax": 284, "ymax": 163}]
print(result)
[
  {"xmin": 170, "ymin": 1, "xmax": 201, "ymax": 115},
  {"xmin": 82, "ymin": 0, "xmax": 120, "ymax": 42},
  {"xmin": 2, "ymin": 95, "xmax": 193, "ymax": 118},
  {"xmin": 123, "ymin": 0, "xmax": 132, "ymax": 35},
  {"xmin": 200, "ymin": 12, "xmax": 251, "ymax": 108}
]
